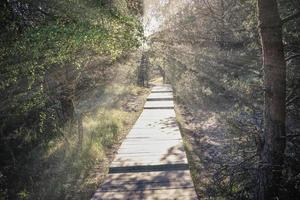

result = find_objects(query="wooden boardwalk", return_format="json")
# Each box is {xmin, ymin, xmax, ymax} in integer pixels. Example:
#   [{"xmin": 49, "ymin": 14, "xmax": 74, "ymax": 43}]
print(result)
[{"xmin": 91, "ymin": 85, "xmax": 197, "ymax": 200}]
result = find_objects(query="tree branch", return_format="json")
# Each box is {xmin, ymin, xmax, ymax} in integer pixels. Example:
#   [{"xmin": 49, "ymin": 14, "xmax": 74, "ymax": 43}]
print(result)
[
  {"xmin": 285, "ymin": 54, "xmax": 300, "ymax": 61},
  {"xmin": 282, "ymin": 11, "xmax": 300, "ymax": 24}
]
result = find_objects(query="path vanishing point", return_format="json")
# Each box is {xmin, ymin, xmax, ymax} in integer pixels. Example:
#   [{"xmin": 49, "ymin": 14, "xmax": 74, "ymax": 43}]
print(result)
[{"xmin": 91, "ymin": 84, "xmax": 198, "ymax": 200}]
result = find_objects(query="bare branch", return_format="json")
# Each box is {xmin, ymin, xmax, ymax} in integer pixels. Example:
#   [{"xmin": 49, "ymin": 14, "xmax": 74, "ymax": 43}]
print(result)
[
  {"xmin": 285, "ymin": 54, "xmax": 300, "ymax": 61},
  {"xmin": 282, "ymin": 11, "xmax": 300, "ymax": 24}
]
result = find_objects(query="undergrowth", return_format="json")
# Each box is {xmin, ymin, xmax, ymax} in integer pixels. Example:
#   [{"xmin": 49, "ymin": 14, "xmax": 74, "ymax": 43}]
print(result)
[{"xmin": 12, "ymin": 84, "xmax": 148, "ymax": 200}]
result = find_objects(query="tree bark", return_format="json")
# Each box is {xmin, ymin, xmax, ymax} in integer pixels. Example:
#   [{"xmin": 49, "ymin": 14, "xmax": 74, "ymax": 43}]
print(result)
[
  {"xmin": 60, "ymin": 94, "xmax": 74, "ymax": 121},
  {"xmin": 77, "ymin": 113, "xmax": 83, "ymax": 151},
  {"xmin": 158, "ymin": 66, "xmax": 166, "ymax": 83},
  {"xmin": 257, "ymin": 0, "xmax": 286, "ymax": 199},
  {"xmin": 137, "ymin": 53, "xmax": 148, "ymax": 87},
  {"xmin": 102, "ymin": 0, "xmax": 128, "ymax": 14},
  {"xmin": 60, "ymin": 64, "xmax": 76, "ymax": 122}
]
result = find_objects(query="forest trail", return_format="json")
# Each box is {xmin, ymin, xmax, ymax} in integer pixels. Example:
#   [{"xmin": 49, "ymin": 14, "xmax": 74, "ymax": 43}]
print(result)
[{"xmin": 91, "ymin": 84, "xmax": 197, "ymax": 200}]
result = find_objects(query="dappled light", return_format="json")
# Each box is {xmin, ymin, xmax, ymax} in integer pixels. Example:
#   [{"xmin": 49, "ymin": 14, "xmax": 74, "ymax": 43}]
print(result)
[{"xmin": 1, "ymin": 0, "xmax": 299, "ymax": 199}]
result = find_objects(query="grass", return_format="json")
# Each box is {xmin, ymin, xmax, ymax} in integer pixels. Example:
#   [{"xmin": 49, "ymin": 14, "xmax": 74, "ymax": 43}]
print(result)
[{"xmin": 17, "ymin": 84, "xmax": 149, "ymax": 200}]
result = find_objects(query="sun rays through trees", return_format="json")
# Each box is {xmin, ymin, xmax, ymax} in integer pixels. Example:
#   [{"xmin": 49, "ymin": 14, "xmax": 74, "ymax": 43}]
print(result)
[{"xmin": 1, "ymin": 0, "xmax": 300, "ymax": 199}]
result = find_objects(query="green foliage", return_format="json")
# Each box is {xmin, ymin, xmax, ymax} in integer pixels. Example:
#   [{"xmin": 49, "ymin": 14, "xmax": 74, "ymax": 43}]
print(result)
[
  {"xmin": 0, "ymin": 0, "xmax": 144, "ymax": 199},
  {"xmin": 0, "ymin": 0, "xmax": 143, "ymax": 131}
]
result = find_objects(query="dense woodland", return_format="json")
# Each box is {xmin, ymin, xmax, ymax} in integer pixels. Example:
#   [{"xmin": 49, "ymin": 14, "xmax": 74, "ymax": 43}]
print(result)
[
  {"xmin": 1, "ymin": 0, "xmax": 146, "ymax": 199},
  {"xmin": 148, "ymin": 0, "xmax": 300, "ymax": 199},
  {"xmin": 1, "ymin": 0, "xmax": 300, "ymax": 199}
]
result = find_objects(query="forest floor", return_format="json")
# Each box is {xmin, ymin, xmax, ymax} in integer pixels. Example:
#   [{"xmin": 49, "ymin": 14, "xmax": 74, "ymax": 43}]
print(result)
[
  {"xmin": 175, "ymin": 105, "xmax": 227, "ymax": 199},
  {"xmin": 175, "ymin": 99, "xmax": 257, "ymax": 199}
]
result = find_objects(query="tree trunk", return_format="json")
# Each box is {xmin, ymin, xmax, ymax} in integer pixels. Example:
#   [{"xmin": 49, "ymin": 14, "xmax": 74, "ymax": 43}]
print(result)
[
  {"xmin": 137, "ymin": 53, "xmax": 148, "ymax": 87},
  {"xmin": 102, "ymin": 0, "xmax": 128, "ymax": 14},
  {"xmin": 60, "ymin": 95, "xmax": 74, "ymax": 121},
  {"xmin": 77, "ymin": 113, "xmax": 83, "ymax": 151},
  {"xmin": 257, "ymin": 0, "xmax": 286, "ymax": 199},
  {"xmin": 145, "ymin": 55, "xmax": 149, "ymax": 87},
  {"xmin": 158, "ymin": 66, "xmax": 166, "ymax": 84},
  {"xmin": 60, "ymin": 65, "xmax": 76, "ymax": 122}
]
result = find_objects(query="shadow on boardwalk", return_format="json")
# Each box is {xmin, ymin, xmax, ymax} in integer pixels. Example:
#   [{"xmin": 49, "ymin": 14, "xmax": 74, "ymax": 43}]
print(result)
[
  {"xmin": 91, "ymin": 85, "xmax": 197, "ymax": 199},
  {"xmin": 91, "ymin": 167, "xmax": 197, "ymax": 199}
]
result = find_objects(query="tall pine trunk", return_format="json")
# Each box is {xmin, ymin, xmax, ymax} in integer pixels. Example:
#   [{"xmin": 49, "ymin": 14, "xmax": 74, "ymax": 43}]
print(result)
[{"xmin": 257, "ymin": 0, "xmax": 286, "ymax": 199}]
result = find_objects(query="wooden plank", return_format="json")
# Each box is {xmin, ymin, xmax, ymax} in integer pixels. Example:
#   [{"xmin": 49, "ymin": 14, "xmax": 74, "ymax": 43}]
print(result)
[
  {"xmin": 151, "ymin": 85, "xmax": 173, "ymax": 93},
  {"xmin": 126, "ymin": 136, "xmax": 182, "ymax": 141},
  {"xmin": 100, "ymin": 170, "xmax": 193, "ymax": 188},
  {"xmin": 92, "ymin": 170, "xmax": 197, "ymax": 200},
  {"xmin": 113, "ymin": 150, "xmax": 187, "ymax": 162},
  {"xmin": 147, "ymin": 92, "xmax": 173, "ymax": 101},
  {"xmin": 109, "ymin": 164, "xmax": 189, "ymax": 173},
  {"xmin": 133, "ymin": 117, "xmax": 177, "ymax": 125},
  {"xmin": 139, "ymin": 109, "xmax": 176, "ymax": 119},
  {"xmin": 116, "ymin": 146, "xmax": 185, "ymax": 154},
  {"xmin": 92, "ymin": 188, "xmax": 198, "ymax": 200},
  {"xmin": 131, "ymin": 120, "xmax": 178, "ymax": 129},
  {"xmin": 116, "ymin": 152, "xmax": 182, "ymax": 157},
  {"xmin": 144, "ymin": 100, "xmax": 174, "ymax": 109},
  {"xmin": 113, "ymin": 147, "xmax": 187, "ymax": 157},
  {"xmin": 110, "ymin": 160, "xmax": 188, "ymax": 168},
  {"xmin": 121, "ymin": 139, "xmax": 183, "ymax": 145},
  {"xmin": 147, "ymin": 92, "xmax": 173, "ymax": 98},
  {"xmin": 119, "ymin": 140, "xmax": 184, "ymax": 148},
  {"xmin": 112, "ymin": 146, "xmax": 188, "ymax": 167},
  {"xmin": 128, "ymin": 127, "xmax": 181, "ymax": 135}
]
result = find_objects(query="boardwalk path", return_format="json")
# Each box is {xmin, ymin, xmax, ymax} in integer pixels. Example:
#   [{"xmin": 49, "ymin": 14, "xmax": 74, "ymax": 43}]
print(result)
[{"xmin": 91, "ymin": 85, "xmax": 197, "ymax": 200}]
